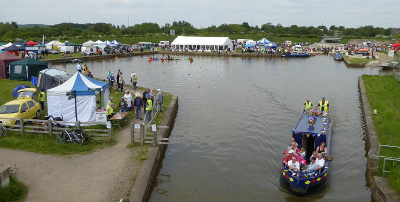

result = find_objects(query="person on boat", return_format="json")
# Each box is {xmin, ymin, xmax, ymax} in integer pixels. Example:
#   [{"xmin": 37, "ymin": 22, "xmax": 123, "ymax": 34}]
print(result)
[
  {"xmin": 300, "ymin": 148, "xmax": 306, "ymax": 159},
  {"xmin": 282, "ymin": 150, "xmax": 294, "ymax": 166},
  {"xmin": 288, "ymin": 157, "xmax": 300, "ymax": 172},
  {"xmin": 315, "ymin": 97, "xmax": 329, "ymax": 112},
  {"xmin": 305, "ymin": 157, "xmax": 319, "ymax": 173},
  {"xmin": 304, "ymin": 99, "xmax": 313, "ymax": 111},
  {"xmin": 310, "ymin": 151, "xmax": 317, "ymax": 162},
  {"xmin": 314, "ymin": 153, "xmax": 325, "ymax": 171},
  {"xmin": 287, "ymin": 137, "xmax": 298, "ymax": 151},
  {"xmin": 294, "ymin": 149, "xmax": 306, "ymax": 165},
  {"xmin": 288, "ymin": 142, "xmax": 297, "ymax": 152},
  {"xmin": 316, "ymin": 142, "xmax": 327, "ymax": 156}
]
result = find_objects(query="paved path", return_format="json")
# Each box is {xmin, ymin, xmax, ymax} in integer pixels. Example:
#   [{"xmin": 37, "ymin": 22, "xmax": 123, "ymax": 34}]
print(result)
[{"xmin": 0, "ymin": 86, "xmax": 149, "ymax": 202}]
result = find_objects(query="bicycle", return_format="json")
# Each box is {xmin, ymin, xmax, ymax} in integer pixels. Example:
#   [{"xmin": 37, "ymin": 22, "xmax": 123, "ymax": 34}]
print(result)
[
  {"xmin": 0, "ymin": 124, "xmax": 7, "ymax": 137},
  {"xmin": 54, "ymin": 128, "xmax": 90, "ymax": 145}
]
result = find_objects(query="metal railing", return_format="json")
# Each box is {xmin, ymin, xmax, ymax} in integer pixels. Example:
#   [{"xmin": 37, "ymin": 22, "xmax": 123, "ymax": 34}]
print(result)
[
  {"xmin": 142, "ymin": 100, "xmax": 163, "ymax": 142},
  {"xmin": 378, "ymin": 145, "xmax": 400, "ymax": 176}
]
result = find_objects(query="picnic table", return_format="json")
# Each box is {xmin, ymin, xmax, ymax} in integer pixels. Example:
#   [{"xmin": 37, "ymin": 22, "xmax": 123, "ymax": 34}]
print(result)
[{"xmin": 109, "ymin": 112, "xmax": 128, "ymax": 129}]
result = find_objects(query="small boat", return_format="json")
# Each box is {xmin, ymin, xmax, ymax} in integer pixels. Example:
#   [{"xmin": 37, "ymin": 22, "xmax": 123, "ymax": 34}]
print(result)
[
  {"xmin": 379, "ymin": 61, "xmax": 399, "ymax": 70},
  {"xmin": 282, "ymin": 51, "xmax": 311, "ymax": 58},
  {"xmin": 280, "ymin": 108, "xmax": 332, "ymax": 195},
  {"xmin": 334, "ymin": 51, "xmax": 343, "ymax": 61}
]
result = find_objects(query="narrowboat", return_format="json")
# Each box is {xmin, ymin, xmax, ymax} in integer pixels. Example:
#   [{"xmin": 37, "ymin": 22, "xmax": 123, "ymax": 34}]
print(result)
[
  {"xmin": 282, "ymin": 51, "xmax": 311, "ymax": 58},
  {"xmin": 280, "ymin": 108, "xmax": 332, "ymax": 195},
  {"xmin": 334, "ymin": 51, "xmax": 343, "ymax": 61}
]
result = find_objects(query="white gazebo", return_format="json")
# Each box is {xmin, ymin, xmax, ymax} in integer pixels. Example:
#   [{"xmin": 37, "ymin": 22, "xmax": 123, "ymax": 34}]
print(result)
[{"xmin": 171, "ymin": 36, "xmax": 233, "ymax": 52}]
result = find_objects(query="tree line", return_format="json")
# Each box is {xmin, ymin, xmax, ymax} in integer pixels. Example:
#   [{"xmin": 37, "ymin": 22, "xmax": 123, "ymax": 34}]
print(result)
[{"xmin": 0, "ymin": 20, "xmax": 395, "ymax": 43}]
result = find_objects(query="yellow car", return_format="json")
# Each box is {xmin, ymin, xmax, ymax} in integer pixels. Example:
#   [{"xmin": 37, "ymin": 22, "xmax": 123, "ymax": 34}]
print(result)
[{"xmin": 0, "ymin": 98, "xmax": 41, "ymax": 125}]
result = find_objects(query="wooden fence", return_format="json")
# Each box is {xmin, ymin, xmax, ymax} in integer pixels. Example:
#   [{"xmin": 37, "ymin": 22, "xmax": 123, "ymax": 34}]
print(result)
[{"xmin": 1, "ymin": 117, "xmax": 112, "ymax": 141}]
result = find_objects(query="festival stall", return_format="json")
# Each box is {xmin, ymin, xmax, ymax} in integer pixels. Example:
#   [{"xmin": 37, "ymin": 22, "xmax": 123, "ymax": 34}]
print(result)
[
  {"xmin": 8, "ymin": 58, "xmax": 49, "ymax": 81},
  {"xmin": 36, "ymin": 68, "xmax": 71, "ymax": 91},
  {"xmin": 47, "ymin": 72, "xmax": 110, "ymax": 123},
  {"xmin": 0, "ymin": 51, "xmax": 22, "ymax": 79}
]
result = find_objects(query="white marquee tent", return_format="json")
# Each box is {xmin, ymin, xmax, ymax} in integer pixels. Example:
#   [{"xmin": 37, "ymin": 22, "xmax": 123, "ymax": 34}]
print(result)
[
  {"xmin": 47, "ymin": 72, "xmax": 109, "ymax": 123},
  {"xmin": 171, "ymin": 36, "xmax": 233, "ymax": 52},
  {"xmin": 81, "ymin": 40, "xmax": 98, "ymax": 54}
]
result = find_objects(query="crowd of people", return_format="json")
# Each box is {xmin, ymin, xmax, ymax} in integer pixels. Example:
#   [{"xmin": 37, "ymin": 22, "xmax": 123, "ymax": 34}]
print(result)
[
  {"xmin": 282, "ymin": 138, "xmax": 327, "ymax": 177},
  {"xmin": 104, "ymin": 69, "xmax": 164, "ymax": 125}
]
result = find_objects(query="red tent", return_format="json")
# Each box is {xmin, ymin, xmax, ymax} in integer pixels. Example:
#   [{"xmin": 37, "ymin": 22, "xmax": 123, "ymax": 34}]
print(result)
[
  {"xmin": 0, "ymin": 51, "xmax": 22, "ymax": 79},
  {"xmin": 26, "ymin": 40, "xmax": 38, "ymax": 46},
  {"xmin": 392, "ymin": 43, "xmax": 400, "ymax": 50}
]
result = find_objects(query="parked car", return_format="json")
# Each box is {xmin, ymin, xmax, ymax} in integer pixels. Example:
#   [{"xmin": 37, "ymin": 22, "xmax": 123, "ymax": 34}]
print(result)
[
  {"xmin": 0, "ymin": 98, "xmax": 41, "ymax": 125},
  {"xmin": 48, "ymin": 49, "xmax": 59, "ymax": 54}
]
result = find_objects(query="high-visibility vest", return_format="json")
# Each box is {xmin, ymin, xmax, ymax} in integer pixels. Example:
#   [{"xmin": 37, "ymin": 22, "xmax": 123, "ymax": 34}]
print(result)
[
  {"xmin": 146, "ymin": 99, "xmax": 152, "ymax": 111},
  {"xmin": 305, "ymin": 101, "xmax": 312, "ymax": 111},
  {"xmin": 106, "ymin": 105, "xmax": 113, "ymax": 115},
  {"xmin": 40, "ymin": 92, "xmax": 46, "ymax": 101},
  {"xmin": 319, "ymin": 100, "xmax": 329, "ymax": 111}
]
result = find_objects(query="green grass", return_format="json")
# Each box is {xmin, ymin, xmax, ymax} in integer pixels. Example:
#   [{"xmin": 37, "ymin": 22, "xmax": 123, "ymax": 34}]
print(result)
[
  {"xmin": 0, "ymin": 176, "xmax": 28, "ymax": 202},
  {"xmin": 362, "ymin": 75, "xmax": 400, "ymax": 193},
  {"xmin": 0, "ymin": 80, "xmax": 34, "ymax": 106},
  {"xmin": 38, "ymin": 52, "xmax": 82, "ymax": 60},
  {"xmin": 345, "ymin": 56, "xmax": 373, "ymax": 64}
]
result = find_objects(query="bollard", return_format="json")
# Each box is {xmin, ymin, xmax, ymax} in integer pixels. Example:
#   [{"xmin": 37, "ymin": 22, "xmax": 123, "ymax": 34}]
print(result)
[
  {"xmin": 48, "ymin": 119, "xmax": 53, "ymax": 138},
  {"xmin": 130, "ymin": 122, "xmax": 135, "ymax": 143},
  {"xmin": 152, "ymin": 131, "xmax": 157, "ymax": 147},
  {"xmin": 20, "ymin": 118, "xmax": 24, "ymax": 136},
  {"xmin": 140, "ymin": 124, "xmax": 144, "ymax": 145}
]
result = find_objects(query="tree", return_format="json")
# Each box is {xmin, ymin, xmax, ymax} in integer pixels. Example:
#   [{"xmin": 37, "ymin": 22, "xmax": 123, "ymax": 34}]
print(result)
[{"xmin": 241, "ymin": 22, "xmax": 250, "ymax": 31}]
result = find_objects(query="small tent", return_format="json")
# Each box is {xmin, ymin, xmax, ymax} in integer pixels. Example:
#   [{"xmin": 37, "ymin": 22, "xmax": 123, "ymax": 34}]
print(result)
[
  {"xmin": 257, "ymin": 38, "xmax": 270, "ymax": 46},
  {"xmin": 392, "ymin": 43, "xmax": 400, "ymax": 50},
  {"xmin": 47, "ymin": 72, "xmax": 110, "ymax": 123},
  {"xmin": 36, "ymin": 68, "xmax": 71, "ymax": 91},
  {"xmin": 9, "ymin": 58, "xmax": 49, "ymax": 81},
  {"xmin": 26, "ymin": 40, "xmax": 39, "ymax": 46},
  {"xmin": 0, "ymin": 51, "xmax": 22, "ymax": 79}
]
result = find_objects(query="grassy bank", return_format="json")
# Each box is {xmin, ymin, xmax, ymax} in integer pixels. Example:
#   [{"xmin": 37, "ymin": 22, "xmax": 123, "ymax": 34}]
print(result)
[
  {"xmin": 362, "ymin": 75, "xmax": 400, "ymax": 193},
  {"xmin": 0, "ymin": 176, "xmax": 28, "ymax": 202},
  {"xmin": 345, "ymin": 56, "xmax": 373, "ymax": 64},
  {"xmin": 0, "ymin": 79, "xmax": 172, "ymax": 155}
]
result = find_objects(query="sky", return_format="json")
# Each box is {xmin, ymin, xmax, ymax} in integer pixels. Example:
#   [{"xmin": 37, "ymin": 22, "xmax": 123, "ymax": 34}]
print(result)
[{"xmin": 1, "ymin": 0, "xmax": 399, "ymax": 29}]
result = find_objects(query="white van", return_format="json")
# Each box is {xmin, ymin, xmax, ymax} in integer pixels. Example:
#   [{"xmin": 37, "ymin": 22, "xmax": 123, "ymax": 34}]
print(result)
[
  {"xmin": 285, "ymin": 40, "xmax": 292, "ymax": 46},
  {"xmin": 159, "ymin": 41, "xmax": 170, "ymax": 47}
]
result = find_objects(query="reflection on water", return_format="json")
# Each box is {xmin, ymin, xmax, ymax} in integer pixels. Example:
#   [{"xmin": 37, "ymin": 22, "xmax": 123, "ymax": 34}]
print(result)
[{"xmin": 58, "ymin": 55, "xmax": 378, "ymax": 201}]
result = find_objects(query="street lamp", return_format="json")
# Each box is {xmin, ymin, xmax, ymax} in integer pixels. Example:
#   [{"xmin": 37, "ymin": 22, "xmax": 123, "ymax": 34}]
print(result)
[
  {"xmin": 69, "ymin": 16, "xmax": 72, "ymax": 36},
  {"xmin": 128, "ymin": 17, "xmax": 130, "ymax": 35}
]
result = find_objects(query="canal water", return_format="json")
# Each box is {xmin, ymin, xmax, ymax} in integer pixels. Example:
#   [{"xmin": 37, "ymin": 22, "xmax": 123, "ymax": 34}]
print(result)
[{"xmin": 59, "ymin": 55, "xmax": 378, "ymax": 201}]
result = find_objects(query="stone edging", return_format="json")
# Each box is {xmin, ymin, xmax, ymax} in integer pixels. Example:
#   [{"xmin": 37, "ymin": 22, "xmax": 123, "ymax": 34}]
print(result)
[
  {"xmin": 358, "ymin": 76, "xmax": 399, "ymax": 201},
  {"xmin": 129, "ymin": 94, "xmax": 178, "ymax": 202}
]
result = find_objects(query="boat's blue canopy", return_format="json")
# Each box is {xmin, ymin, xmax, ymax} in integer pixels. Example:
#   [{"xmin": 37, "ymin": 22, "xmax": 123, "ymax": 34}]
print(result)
[{"xmin": 291, "ymin": 114, "xmax": 329, "ymax": 150}]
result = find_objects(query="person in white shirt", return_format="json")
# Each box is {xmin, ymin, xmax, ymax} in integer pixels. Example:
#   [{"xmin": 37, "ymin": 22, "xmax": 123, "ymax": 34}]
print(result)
[
  {"xmin": 123, "ymin": 90, "xmax": 133, "ymax": 110},
  {"xmin": 288, "ymin": 157, "xmax": 300, "ymax": 172},
  {"xmin": 75, "ymin": 63, "xmax": 82, "ymax": 72},
  {"xmin": 314, "ymin": 153, "xmax": 325, "ymax": 171}
]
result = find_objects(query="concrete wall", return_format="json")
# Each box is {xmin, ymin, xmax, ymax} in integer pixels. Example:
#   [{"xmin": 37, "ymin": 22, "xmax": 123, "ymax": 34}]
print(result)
[
  {"xmin": 129, "ymin": 95, "xmax": 178, "ymax": 202},
  {"xmin": 358, "ymin": 76, "xmax": 399, "ymax": 201}
]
